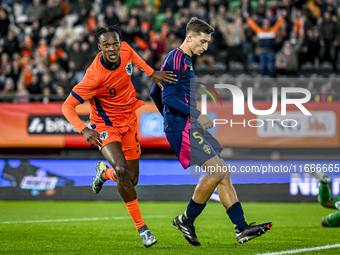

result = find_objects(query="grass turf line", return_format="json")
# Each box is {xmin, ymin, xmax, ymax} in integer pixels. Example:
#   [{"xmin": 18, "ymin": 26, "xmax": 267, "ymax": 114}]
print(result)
[{"xmin": 0, "ymin": 201, "xmax": 340, "ymax": 254}]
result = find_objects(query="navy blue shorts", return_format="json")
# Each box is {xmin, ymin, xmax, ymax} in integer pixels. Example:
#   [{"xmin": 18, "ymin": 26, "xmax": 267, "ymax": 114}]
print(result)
[{"xmin": 165, "ymin": 128, "xmax": 223, "ymax": 169}]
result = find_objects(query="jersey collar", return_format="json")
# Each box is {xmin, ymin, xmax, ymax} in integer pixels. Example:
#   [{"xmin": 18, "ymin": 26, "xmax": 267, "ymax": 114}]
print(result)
[{"xmin": 100, "ymin": 55, "xmax": 121, "ymax": 71}]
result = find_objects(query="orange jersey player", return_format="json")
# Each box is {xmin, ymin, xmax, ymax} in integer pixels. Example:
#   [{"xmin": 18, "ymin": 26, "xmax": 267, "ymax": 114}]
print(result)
[{"xmin": 62, "ymin": 24, "xmax": 177, "ymax": 248}]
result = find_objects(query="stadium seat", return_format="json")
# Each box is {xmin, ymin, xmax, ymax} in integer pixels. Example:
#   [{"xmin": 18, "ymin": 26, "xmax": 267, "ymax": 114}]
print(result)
[
  {"xmin": 229, "ymin": 61, "xmax": 245, "ymax": 77},
  {"xmin": 317, "ymin": 62, "xmax": 333, "ymax": 77},
  {"xmin": 195, "ymin": 62, "xmax": 211, "ymax": 75},
  {"xmin": 213, "ymin": 62, "xmax": 227, "ymax": 75},
  {"xmin": 257, "ymin": 77, "xmax": 276, "ymax": 94},
  {"xmin": 248, "ymin": 62, "xmax": 260, "ymax": 77},
  {"xmin": 300, "ymin": 62, "xmax": 315, "ymax": 77}
]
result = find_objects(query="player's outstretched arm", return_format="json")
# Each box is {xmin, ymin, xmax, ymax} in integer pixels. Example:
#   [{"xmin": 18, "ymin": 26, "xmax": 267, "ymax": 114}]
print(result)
[{"xmin": 150, "ymin": 71, "xmax": 177, "ymax": 90}]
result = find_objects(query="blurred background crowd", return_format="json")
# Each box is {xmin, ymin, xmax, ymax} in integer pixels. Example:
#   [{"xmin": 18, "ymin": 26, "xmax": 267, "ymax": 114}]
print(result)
[{"xmin": 1, "ymin": 0, "xmax": 340, "ymax": 103}]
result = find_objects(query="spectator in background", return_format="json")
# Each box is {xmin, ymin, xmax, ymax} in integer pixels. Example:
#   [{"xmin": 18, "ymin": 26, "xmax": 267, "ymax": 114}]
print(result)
[
  {"xmin": 320, "ymin": 11, "xmax": 337, "ymax": 68},
  {"xmin": 122, "ymin": 17, "xmax": 140, "ymax": 45},
  {"xmin": 104, "ymin": 5, "xmax": 120, "ymax": 27},
  {"xmin": 74, "ymin": 0, "xmax": 92, "ymax": 26},
  {"xmin": 0, "ymin": 8, "xmax": 10, "ymax": 38},
  {"xmin": 164, "ymin": 8, "xmax": 175, "ymax": 27},
  {"xmin": 138, "ymin": 4, "xmax": 155, "ymax": 30},
  {"xmin": 256, "ymin": 0, "xmax": 267, "ymax": 18},
  {"xmin": 173, "ymin": 17, "xmax": 187, "ymax": 40},
  {"xmin": 114, "ymin": 0, "xmax": 129, "ymax": 24},
  {"xmin": 334, "ymin": 9, "xmax": 340, "ymax": 71},
  {"xmin": 30, "ymin": 20, "xmax": 41, "ymax": 45},
  {"xmin": 3, "ymin": 29, "xmax": 20, "ymax": 57},
  {"xmin": 41, "ymin": 72, "xmax": 55, "ymax": 93},
  {"xmin": 275, "ymin": 39, "xmax": 302, "ymax": 76},
  {"xmin": 13, "ymin": 79, "xmax": 29, "ymax": 103},
  {"xmin": 322, "ymin": 0, "xmax": 336, "ymax": 16},
  {"xmin": 224, "ymin": 16, "xmax": 246, "ymax": 71},
  {"xmin": 299, "ymin": 27, "xmax": 320, "ymax": 66},
  {"xmin": 55, "ymin": 85, "xmax": 65, "ymax": 101},
  {"xmin": 247, "ymin": 15, "xmax": 285, "ymax": 77},
  {"xmin": 41, "ymin": 0, "xmax": 64, "ymax": 27},
  {"xmin": 79, "ymin": 41, "xmax": 92, "ymax": 68},
  {"xmin": 55, "ymin": 19, "xmax": 75, "ymax": 47},
  {"xmin": 164, "ymin": 31, "xmax": 182, "ymax": 52},
  {"xmin": 136, "ymin": 22, "xmax": 150, "ymax": 50},
  {"xmin": 9, "ymin": 59, "xmax": 22, "ymax": 88},
  {"xmin": 293, "ymin": 9, "xmax": 305, "ymax": 38},
  {"xmin": 0, "ymin": 53, "xmax": 11, "ymax": 90},
  {"xmin": 54, "ymin": 69, "xmax": 73, "ymax": 94},
  {"xmin": 1, "ymin": 77, "xmax": 15, "ymax": 102},
  {"xmin": 26, "ymin": 0, "xmax": 45, "ymax": 23},
  {"xmin": 26, "ymin": 72, "xmax": 41, "ymax": 99},
  {"xmin": 87, "ymin": 9, "xmax": 97, "ymax": 32},
  {"xmin": 197, "ymin": 5, "xmax": 209, "ymax": 23},
  {"xmin": 68, "ymin": 41, "xmax": 85, "ymax": 85},
  {"xmin": 42, "ymin": 86, "xmax": 51, "ymax": 103},
  {"xmin": 129, "ymin": 7, "xmax": 141, "ymax": 26}
]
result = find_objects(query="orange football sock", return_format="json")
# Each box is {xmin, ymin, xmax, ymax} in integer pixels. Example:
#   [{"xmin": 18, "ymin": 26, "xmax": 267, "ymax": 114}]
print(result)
[
  {"xmin": 125, "ymin": 199, "xmax": 146, "ymax": 231},
  {"xmin": 103, "ymin": 168, "xmax": 117, "ymax": 182}
]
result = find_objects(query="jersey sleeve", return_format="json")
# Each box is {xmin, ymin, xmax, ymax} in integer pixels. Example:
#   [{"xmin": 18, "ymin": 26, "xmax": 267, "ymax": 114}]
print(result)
[
  {"xmin": 129, "ymin": 44, "xmax": 154, "ymax": 76},
  {"xmin": 161, "ymin": 53, "xmax": 201, "ymax": 119},
  {"xmin": 72, "ymin": 68, "xmax": 99, "ymax": 103},
  {"xmin": 62, "ymin": 68, "xmax": 99, "ymax": 133},
  {"xmin": 62, "ymin": 94, "xmax": 87, "ymax": 133}
]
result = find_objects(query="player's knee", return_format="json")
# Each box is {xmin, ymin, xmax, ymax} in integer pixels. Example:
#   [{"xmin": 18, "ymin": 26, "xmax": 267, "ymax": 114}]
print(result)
[
  {"xmin": 131, "ymin": 175, "xmax": 139, "ymax": 186},
  {"xmin": 209, "ymin": 169, "xmax": 226, "ymax": 181},
  {"xmin": 114, "ymin": 165, "xmax": 129, "ymax": 182}
]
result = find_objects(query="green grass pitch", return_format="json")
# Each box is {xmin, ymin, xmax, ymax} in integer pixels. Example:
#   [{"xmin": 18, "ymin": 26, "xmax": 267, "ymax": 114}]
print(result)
[{"xmin": 1, "ymin": 201, "xmax": 340, "ymax": 254}]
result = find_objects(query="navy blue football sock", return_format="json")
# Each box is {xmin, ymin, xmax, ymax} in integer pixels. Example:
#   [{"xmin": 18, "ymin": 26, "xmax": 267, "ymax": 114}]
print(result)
[
  {"xmin": 182, "ymin": 198, "xmax": 206, "ymax": 225},
  {"xmin": 227, "ymin": 201, "xmax": 247, "ymax": 231}
]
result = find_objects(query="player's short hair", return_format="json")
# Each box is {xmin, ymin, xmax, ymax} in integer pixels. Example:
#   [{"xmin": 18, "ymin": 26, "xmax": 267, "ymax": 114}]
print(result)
[
  {"xmin": 94, "ymin": 24, "xmax": 122, "ymax": 44},
  {"xmin": 186, "ymin": 17, "xmax": 214, "ymax": 36}
]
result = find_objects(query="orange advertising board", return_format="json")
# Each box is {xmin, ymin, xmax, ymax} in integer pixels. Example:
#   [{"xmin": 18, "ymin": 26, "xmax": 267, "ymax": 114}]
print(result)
[{"xmin": 0, "ymin": 101, "xmax": 339, "ymax": 148}]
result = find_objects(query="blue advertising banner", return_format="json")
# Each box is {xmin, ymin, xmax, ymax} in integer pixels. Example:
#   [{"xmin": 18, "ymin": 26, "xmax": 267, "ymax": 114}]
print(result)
[{"xmin": 1, "ymin": 159, "xmax": 339, "ymax": 199}]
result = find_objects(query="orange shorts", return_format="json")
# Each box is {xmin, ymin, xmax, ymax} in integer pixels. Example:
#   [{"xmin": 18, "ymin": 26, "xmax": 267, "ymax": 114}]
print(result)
[{"xmin": 93, "ymin": 118, "xmax": 141, "ymax": 161}]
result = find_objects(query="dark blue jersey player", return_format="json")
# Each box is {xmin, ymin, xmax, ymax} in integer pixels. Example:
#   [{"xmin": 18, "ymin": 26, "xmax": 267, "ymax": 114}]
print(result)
[
  {"xmin": 151, "ymin": 17, "xmax": 272, "ymax": 246},
  {"xmin": 150, "ymin": 46, "xmax": 222, "ymax": 169}
]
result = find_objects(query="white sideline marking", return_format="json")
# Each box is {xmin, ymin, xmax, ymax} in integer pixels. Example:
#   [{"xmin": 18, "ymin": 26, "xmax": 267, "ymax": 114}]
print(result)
[
  {"xmin": 257, "ymin": 244, "xmax": 340, "ymax": 255},
  {"xmin": 1, "ymin": 215, "xmax": 168, "ymax": 224}
]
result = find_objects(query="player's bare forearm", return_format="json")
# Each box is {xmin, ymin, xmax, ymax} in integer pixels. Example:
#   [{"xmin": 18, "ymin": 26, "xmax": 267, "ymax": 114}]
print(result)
[{"xmin": 150, "ymin": 71, "xmax": 178, "ymax": 90}]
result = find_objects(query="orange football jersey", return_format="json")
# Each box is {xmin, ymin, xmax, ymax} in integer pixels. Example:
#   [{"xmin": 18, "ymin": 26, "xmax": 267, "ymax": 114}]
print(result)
[{"xmin": 62, "ymin": 42, "xmax": 154, "ymax": 133}]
